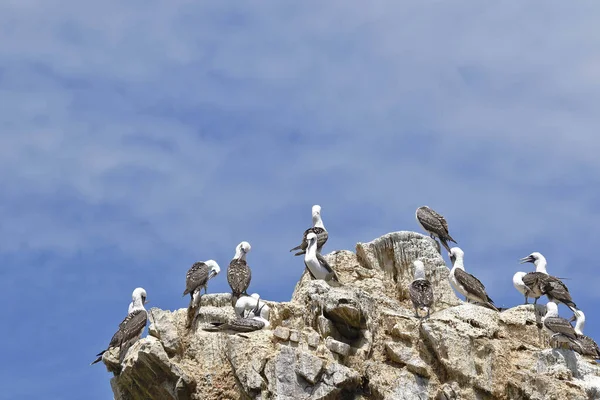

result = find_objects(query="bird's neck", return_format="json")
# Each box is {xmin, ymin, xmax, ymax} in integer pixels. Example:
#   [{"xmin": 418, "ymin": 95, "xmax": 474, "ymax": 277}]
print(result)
[
  {"xmin": 575, "ymin": 318, "xmax": 585, "ymax": 335},
  {"xmin": 131, "ymin": 299, "xmax": 145, "ymax": 312},
  {"xmin": 452, "ymin": 258, "xmax": 465, "ymax": 271},
  {"xmin": 534, "ymin": 260, "xmax": 547, "ymax": 274},
  {"xmin": 234, "ymin": 249, "xmax": 247, "ymax": 261},
  {"xmin": 306, "ymin": 242, "xmax": 318, "ymax": 259},
  {"xmin": 414, "ymin": 268, "xmax": 426, "ymax": 280},
  {"xmin": 313, "ymin": 216, "xmax": 324, "ymax": 229}
]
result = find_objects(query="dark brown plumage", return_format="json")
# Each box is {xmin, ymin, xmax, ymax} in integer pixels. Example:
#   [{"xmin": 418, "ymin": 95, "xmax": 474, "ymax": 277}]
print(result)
[
  {"xmin": 290, "ymin": 227, "xmax": 328, "ymax": 256},
  {"xmin": 409, "ymin": 280, "xmax": 433, "ymax": 318},
  {"xmin": 453, "ymin": 268, "xmax": 498, "ymax": 311},
  {"xmin": 416, "ymin": 206, "xmax": 457, "ymax": 253},
  {"xmin": 227, "ymin": 258, "xmax": 251, "ymax": 307},
  {"xmin": 203, "ymin": 317, "xmax": 266, "ymax": 333},
  {"xmin": 574, "ymin": 335, "xmax": 600, "ymax": 359},
  {"xmin": 521, "ymin": 272, "xmax": 576, "ymax": 309},
  {"xmin": 91, "ymin": 309, "xmax": 148, "ymax": 365}
]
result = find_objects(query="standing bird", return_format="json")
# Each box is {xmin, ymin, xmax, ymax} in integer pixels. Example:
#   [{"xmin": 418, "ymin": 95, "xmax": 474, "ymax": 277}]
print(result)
[
  {"xmin": 408, "ymin": 260, "xmax": 434, "ymax": 318},
  {"xmin": 91, "ymin": 288, "xmax": 148, "ymax": 365},
  {"xmin": 183, "ymin": 260, "xmax": 221, "ymax": 328},
  {"xmin": 569, "ymin": 310, "xmax": 600, "ymax": 359},
  {"xmin": 512, "ymin": 271, "xmax": 540, "ymax": 305},
  {"xmin": 227, "ymin": 241, "xmax": 252, "ymax": 307},
  {"xmin": 519, "ymin": 252, "xmax": 577, "ymax": 311},
  {"xmin": 416, "ymin": 206, "xmax": 457, "ymax": 253},
  {"xmin": 542, "ymin": 301, "xmax": 582, "ymax": 351},
  {"xmin": 448, "ymin": 247, "xmax": 498, "ymax": 311},
  {"xmin": 290, "ymin": 205, "xmax": 328, "ymax": 256},
  {"xmin": 304, "ymin": 232, "xmax": 341, "ymax": 286}
]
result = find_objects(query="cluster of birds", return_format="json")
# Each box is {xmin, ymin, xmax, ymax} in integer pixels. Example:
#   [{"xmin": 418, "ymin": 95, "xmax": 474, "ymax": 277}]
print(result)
[
  {"xmin": 91, "ymin": 204, "xmax": 599, "ymax": 369},
  {"xmin": 411, "ymin": 206, "xmax": 598, "ymax": 360}
]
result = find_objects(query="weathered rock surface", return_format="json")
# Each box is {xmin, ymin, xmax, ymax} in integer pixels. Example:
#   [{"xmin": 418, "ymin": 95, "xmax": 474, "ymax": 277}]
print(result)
[{"xmin": 103, "ymin": 231, "xmax": 600, "ymax": 400}]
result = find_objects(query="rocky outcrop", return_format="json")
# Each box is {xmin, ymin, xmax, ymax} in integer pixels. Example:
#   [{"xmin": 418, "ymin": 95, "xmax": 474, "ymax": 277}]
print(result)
[{"xmin": 102, "ymin": 231, "xmax": 600, "ymax": 400}]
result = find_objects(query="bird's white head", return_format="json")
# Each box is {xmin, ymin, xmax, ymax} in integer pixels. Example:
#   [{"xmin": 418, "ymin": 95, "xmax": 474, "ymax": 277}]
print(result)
[
  {"xmin": 131, "ymin": 287, "xmax": 148, "ymax": 308},
  {"xmin": 205, "ymin": 260, "xmax": 221, "ymax": 279},
  {"xmin": 250, "ymin": 293, "xmax": 260, "ymax": 300},
  {"xmin": 519, "ymin": 252, "xmax": 547, "ymax": 273},
  {"xmin": 413, "ymin": 260, "xmax": 426, "ymax": 280},
  {"xmin": 311, "ymin": 205, "xmax": 323, "ymax": 227},
  {"xmin": 235, "ymin": 241, "xmax": 252, "ymax": 260},
  {"xmin": 545, "ymin": 301, "xmax": 559, "ymax": 317},
  {"xmin": 306, "ymin": 232, "xmax": 318, "ymax": 251},
  {"xmin": 448, "ymin": 247, "xmax": 464, "ymax": 265}
]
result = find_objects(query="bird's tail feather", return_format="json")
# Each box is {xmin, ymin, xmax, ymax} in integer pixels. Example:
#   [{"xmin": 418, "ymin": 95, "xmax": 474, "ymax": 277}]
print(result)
[
  {"xmin": 231, "ymin": 293, "xmax": 239, "ymax": 307},
  {"xmin": 447, "ymin": 234, "xmax": 457, "ymax": 244},
  {"xmin": 90, "ymin": 350, "xmax": 106, "ymax": 365},
  {"xmin": 439, "ymin": 238, "xmax": 452, "ymax": 253}
]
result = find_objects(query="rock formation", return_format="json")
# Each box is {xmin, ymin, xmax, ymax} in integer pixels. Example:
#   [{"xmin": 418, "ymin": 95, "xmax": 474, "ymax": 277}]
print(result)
[{"xmin": 101, "ymin": 231, "xmax": 600, "ymax": 400}]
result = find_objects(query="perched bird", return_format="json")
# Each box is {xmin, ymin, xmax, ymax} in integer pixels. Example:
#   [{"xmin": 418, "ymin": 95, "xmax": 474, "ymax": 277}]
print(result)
[
  {"xmin": 542, "ymin": 301, "xmax": 582, "ymax": 351},
  {"xmin": 512, "ymin": 271, "xmax": 540, "ymax": 305},
  {"xmin": 227, "ymin": 241, "xmax": 252, "ymax": 307},
  {"xmin": 448, "ymin": 247, "xmax": 498, "ymax": 311},
  {"xmin": 234, "ymin": 293, "xmax": 271, "ymax": 320},
  {"xmin": 569, "ymin": 310, "xmax": 600, "ymax": 359},
  {"xmin": 519, "ymin": 252, "xmax": 577, "ymax": 311},
  {"xmin": 91, "ymin": 288, "xmax": 148, "ymax": 365},
  {"xmin": 183, "ymin": 260, "xmax": 221, "ymax": 328},
  {"xmin": 416, "ymin": 206, "xmax": 457, "ymax": 253},
  {"xmin": 203, "ymin": 301, "xmax": 270, "ymax": 333},
  {"xmin": 290, "ymin": 205, "xmax": 329, "ymax": 256},
  {"xmin": 408, "ymin": 260, "xmax": 434, "ymax": 318},
  {"xmin": 304, "ymin": 232, "xmax": 341, "ymax": 286}
]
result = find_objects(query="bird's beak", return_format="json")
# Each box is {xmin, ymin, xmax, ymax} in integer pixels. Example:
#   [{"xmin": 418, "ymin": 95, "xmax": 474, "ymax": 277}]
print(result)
[
  {"xmin": 449, "ymin": 254, "xmax": 456, "ymax": 264},
  {"xmin": 568, "ymin": 314, "xmax": 576, "ymax": 323},
  {"xmin": 519, "ymin": 255, "xmax": 534, "ymax": 264},
  {"xmin": 144, "ymin": 299, "xmax": 149, "ymax": 305},
  {"xmin": 209, "ymin": 271, "xmax": 217, "ymax": 280}
]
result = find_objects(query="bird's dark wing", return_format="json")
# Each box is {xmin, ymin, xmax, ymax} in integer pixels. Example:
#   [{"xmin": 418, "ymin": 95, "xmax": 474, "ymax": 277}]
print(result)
[
  {"xmin": 454, "ymin": 268, "xmax": 494, "ymax": 304},
  {"xmin": 542, "ymin": 277, "xmax": 576, "ymax": 309},
  {"xmin": 183, "ymin": 262, "xmax": 210, "ymax": 296},
  {"xmin": 417, "ymin": 207, "xmax": 449, "ymax": 236},
  {"xmin": 204, "ymin": 318, "xmax": 265, "ymax": 333},
  {"xmin": 409, "ymin": 279, "xmax": 434, "ymax": 307},
  {"xmin": 544, "ymin": 316, "xmax": 577, "ymax": 340},
  {"xmin": 118, "ymin": 309, "xmax": 148, "ymax": 344},
  {"xmin": 521, "ymin": 272, "xmax": 546, "ymax": 297},
  {"xmin": 316, "ymin": 253, "xmax": 341, "ymax": 283},
  {"xmin": 227, "ymin": 259, "xmax": 252, "ymax": 296},
  {"xmin": 291, "ymin": 227, "xmax": 328, "ymax": 255}
]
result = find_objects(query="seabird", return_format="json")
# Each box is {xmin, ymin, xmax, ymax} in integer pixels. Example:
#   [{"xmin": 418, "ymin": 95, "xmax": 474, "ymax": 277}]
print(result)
[
  {"xmin": 408, "ymin": 260, "xmax": 434, "ymax": 318},
  {"xmin": 542, "ymin": 301, "xmax": 582, "ymax": 351},
  {"xmin": 290, "ymin": 205, "xmax": 329, "ymax": 256},
  {"xmin": 569, "ymin": 310, "xmax": 600, "ymax": 359},
  {"xmin": 448, "ymin": 247, "xmax": 498, "ymax": 311},
  {"xmin": 519, "ymin": 252, "xmax": 577, "ymax": 311},
  {"xmin": 234, "ymin": 293, "xmax": 271, "ymax": 320},
  {"xmin": 91, "ymin": 288, "xmax": 148, "ymax": 365},
  {"xmin": 512, "ymin": 272, "xmax": 540, "ymax": 305},
  {"xmin": 304, "ymin": 232, "xmax": 341, "ymax": 286},
  {"xmin": 182, "ymin": 260, "xmax": 221, "ymax": 328},
  {"xmin": 416, "ymin": 206, "xmax": 457, "ymax": 253},
  {"xmin": 203, "ymin": 301, "xmax": 270, "ymax": 333},
  {"xmin": 227, "ymin": 241, "xmax": 252, "ymax": 307}
]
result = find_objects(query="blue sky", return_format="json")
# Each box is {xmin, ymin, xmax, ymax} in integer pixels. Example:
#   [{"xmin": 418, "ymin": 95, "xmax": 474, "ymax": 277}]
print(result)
[{"xmin": 2, "ymin": 1, "xmax": 600, "ymax": 398}]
